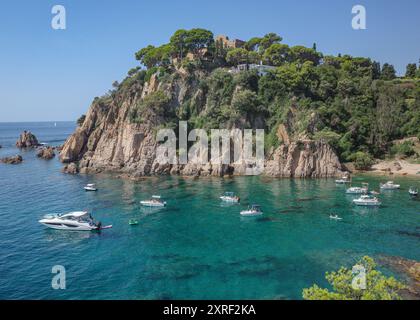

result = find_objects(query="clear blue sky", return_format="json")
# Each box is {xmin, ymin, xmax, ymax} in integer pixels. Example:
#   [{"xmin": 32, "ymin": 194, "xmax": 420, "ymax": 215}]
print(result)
[{"xmin": 1, "ymin": 0, "xmax": 419, "ymax": 122}]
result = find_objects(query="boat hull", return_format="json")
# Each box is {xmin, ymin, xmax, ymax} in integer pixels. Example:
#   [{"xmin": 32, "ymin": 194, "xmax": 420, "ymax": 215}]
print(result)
[
  {"xmin": 39, "ymin": 221, "xmax": 97, "ymax": 231},
  {"xmin": 353, "ymin": 201, "xmax": 381, "ymax": 206},
  {"xmin": 220, "ymin": 196, "xmax": 239, "ymax": 203},
  {"xmin": 140, "ymin": 201, "xmax": 166, "ymax": 207},
  {"xmin": 240, "ymin": 211, "xmax": 263, "ymax": 217}
]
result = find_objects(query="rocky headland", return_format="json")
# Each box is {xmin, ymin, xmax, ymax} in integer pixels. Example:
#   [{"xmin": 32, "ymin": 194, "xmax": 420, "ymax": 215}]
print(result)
[{"xmin": 59, "ymin": 70, "xmax": 344, "ymax": 178}]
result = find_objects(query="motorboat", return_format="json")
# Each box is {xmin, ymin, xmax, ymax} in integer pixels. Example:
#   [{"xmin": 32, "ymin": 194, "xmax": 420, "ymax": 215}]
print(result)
[
  {"xmin": 335, "ymin": 176, "xmax": 351, "ymax": 184},
  {"xmin": 38, "ymin": 211, "xmax": 110, "ymax": 231},
  {"xmin": 409, "ymin": 187, "xmax": 418, "ymax": 196},
  {"xmin": 353, "ymin": 195, "xmax": 381, "ymax": 206},
  {"xmin": 84, "ymin": 184, "xmax": 98, "ymax": 191},
  {"xmin": 140, "ymin": 195, "xmax": 167, "ymax": 207},
  {"xmin": 129, "ymin": 219, "xmax": 139, "ymax": 225},
  {"xmin": 220, "ymin": 192, "xmax": 240, "ymax": 203},
  {"xmin": 240, "ymin": 204, "xmax": 263, "ymax": 217},
  {"xmin": 380, "ymin": 181, "xmax": 400, "ymax": 190},
  {"xmin": 346, "ymin": 186, "xmax": 368, "ymax": 194},
  {"xmin": 329, "ymin": 214, "xmax": 342, "ymax": 220}
]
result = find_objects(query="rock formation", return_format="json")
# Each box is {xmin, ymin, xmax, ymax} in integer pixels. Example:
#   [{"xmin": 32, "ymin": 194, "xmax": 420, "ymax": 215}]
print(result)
[
  {"xmin": 37, "ymin": 146, "xmax": 55, "ymax": 160},
  {"xmin": 377, "ymin": 255, "xmax": 420, "ymax": 300},
  {"xmin": 1, "ymin": 155, "xmax": 23, "ymax": 164},
  {"xmin": 62, "ymin": 162, "xmax": 79, "ymax": 174},
  {"xmin": 60, "ymin": 69, "xmax": 344, "ymax": 178},
  {"xmin": 16, "ymin": 131, "xmax": 40, "ymax": 148}
]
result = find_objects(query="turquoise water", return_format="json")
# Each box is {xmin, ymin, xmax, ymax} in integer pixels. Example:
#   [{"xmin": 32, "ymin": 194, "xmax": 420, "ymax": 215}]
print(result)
[{"xmin": 0, "ymin": 122, "xmax": 419, "ymax": 299}]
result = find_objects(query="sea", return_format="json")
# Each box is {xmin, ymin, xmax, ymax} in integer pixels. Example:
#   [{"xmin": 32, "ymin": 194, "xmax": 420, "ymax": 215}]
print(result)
[{"xmin": 0, "ymin": 122, "xmax": 419, "ymax": 299}]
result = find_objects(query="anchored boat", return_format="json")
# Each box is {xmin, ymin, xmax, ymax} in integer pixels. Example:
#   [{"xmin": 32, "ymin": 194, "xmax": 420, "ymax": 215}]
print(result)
[
  {"xmin": 140, "ymin": 195, "xmax": 167, "ymax": 207},
  {"xmin": 240, "ymin": 204, "xmax": 263, "ymax": 217},
  {"xmin": 409, "ymin": 187, "xmax": 418, "ymax": 196},
  {"xmin": 220, "ymin": 192, "xmax": 240, "ymax": 203},
  {"xmin": 380, "ymin": 181, "xmax": 400, "ymax": 190},
  {"xmin": 353, "ymin": 195, "xmax": 381, "ymax": 206},
  {"xmin": 39, "ymin": 211, "xmax": 111, "ymax": 231},
  {"xmin": 84, "ymin": 184, "xmax": 98, "ymax": 192}
]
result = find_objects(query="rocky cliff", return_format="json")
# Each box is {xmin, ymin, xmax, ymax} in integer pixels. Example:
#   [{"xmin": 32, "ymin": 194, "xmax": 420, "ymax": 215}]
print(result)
[{"xmin": 60, "ymin": 68, "xmax": 344, "ymax": 178}]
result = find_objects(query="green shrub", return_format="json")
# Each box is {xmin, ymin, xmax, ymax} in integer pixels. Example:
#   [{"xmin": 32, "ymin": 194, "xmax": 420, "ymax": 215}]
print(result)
[
  {"xmin": 390, "ymin": 141, "xmax": 415, "ymax": 157},
  {"xmin": 303, "ymin": 256, "xmax": 405, "ymax": 300},
  {"xmin": 349, "ymin": 151, "xmax": 374, "ymax": 170}
]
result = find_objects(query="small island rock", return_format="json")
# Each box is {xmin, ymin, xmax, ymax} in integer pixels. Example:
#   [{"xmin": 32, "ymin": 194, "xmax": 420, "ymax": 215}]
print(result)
[
  {"xmin": 0, "ymin": 155, "xmax": 23, "ymax": 164},
  {"xmin": 37, "ymin": 147, "xmax": 55, "ymax": 160},
  {"xmin": 16, "ymin": 131, "xmax": 40, "ymax": 148}
]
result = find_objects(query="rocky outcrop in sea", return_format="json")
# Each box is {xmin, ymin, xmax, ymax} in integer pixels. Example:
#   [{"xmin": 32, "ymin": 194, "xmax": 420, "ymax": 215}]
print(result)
[
  {"xmin": 1, "ymin": 155, "xmax": 23, "ymax": 165},
  {"xmin": 16, "ymin": 131, "xmax": 40, "ymax": 148},
  {"xmin": 37, "ymin": 146, "xmax": 55, "ymax": 160}
]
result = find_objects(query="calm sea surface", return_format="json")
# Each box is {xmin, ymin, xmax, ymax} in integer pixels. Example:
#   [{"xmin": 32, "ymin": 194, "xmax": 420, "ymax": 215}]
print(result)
[{"xmin": 0, "ymin": 122, "xmax": 419, "ymax": 299}]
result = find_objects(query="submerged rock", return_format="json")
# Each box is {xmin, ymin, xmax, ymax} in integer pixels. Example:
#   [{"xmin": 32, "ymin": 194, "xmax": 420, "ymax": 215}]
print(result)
[
  {"xmin": 16, "ymin": 131, "xmax": 40, "ymax": 148},
  {"xmin": 1, "ymin": 155, "xmax": 23, "ymax": 164},
  {"xmin": 37, "ymin": 147, "xmax": 55, "ymax": 160}
]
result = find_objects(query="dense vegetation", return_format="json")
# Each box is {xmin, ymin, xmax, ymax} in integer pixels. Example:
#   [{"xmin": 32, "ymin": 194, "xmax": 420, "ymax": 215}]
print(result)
[
  {"xmin": 106, "ymin": 28, "xmax": 420, "ymax": 162},
  {"xmin": 302, "ymin": 256, "xmax": 405, "ymax": 300}
]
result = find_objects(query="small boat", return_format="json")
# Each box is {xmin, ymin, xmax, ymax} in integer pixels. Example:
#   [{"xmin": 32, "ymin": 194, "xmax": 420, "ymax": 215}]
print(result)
[
  {"xmin": 335, "ymin": 176, "xmax": 351, "ymax": 184},
  {"xmin": 129, "ymin": 219, "xmax": 139, "ymax": 225},
  {"xmin": 346, "ymin": 186, "xmax": 368, "ymax": 194},
  {"xmin": 409, "ymin": 187, "xmax": 418, "ymax": 196},
  {"xmin": 380, "ymin": 181, "xmax": 400, "ymax": 190},
  {"xmin": 329, "ymin": 214, "xmax": 342, "ymax": 220},
  {"xmin": 39, "ymin": 211, "xmax": 109, "ymax": 231},
  {"xmin": 353, "ymin": 195, "xmax": 381, "ymax": 206},
  {"xmin": 140, "ymin": 195, "xmax": 166, "ymax": 207},
  {"xmin": 240, "ymin": 204, "xmax": 263, "ymax": 217},
  {"xmin": 369, "ymin": 190, "xmax": 380, "ymax": 195},
  {"xmin": 84, "ymin": 184, "xmax": 98, "ymax": 191},
  {"xmin": 220, "ymin": 192, "xmax": 240, "ymax": 203}
]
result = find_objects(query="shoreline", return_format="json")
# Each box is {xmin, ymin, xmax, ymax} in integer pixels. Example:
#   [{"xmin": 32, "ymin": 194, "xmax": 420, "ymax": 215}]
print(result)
[{"xmin": 349, "ymin": 159, "xmax": 420, "ymax": 178}]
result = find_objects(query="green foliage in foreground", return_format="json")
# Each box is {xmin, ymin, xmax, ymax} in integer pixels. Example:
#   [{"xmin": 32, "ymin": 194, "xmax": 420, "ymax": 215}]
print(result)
[{"xmin": 303, "ymin": 256, "xmax": 405, "ymax": 300}]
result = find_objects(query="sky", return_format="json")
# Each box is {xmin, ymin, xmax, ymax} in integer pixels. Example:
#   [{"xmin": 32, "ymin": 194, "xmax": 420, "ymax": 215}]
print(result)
[{"xmin": 0, "ymin": 0, "xmax": 419, "ymax": 122}]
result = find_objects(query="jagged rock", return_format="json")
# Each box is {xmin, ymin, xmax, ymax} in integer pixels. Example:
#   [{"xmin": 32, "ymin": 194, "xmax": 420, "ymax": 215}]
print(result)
[
  {"xmin": 377, "ymin": 255, "xmax": 420, "ymax": 300},
  {"xmin": 37, "ymin": 147, "xmax": 55, "ymax": 160},
  {"xmin": 59, "ymin": 69, "xmax": 344, "ymax": 178},
  {"xmin": 265, "ymin": 141, "xmax": 343, "ymax": 178},
  {"xmin": 1, "ymin": 155, "xmax": 23, "ymax": 164},
  {"xmin": 62, "ymin": 162, "xmax": 79, "ymax": 174},
  {"xmin": 16, "ymin": 131, "xmax": 40, "ymax": 148}
]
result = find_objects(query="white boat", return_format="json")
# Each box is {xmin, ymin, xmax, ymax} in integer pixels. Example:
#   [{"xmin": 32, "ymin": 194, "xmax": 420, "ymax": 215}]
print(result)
[
  {"xmin": 380, "ymin": 181, "xmax": 400, "ymax": 190},
  {"xmin": 409, "ymin": 187, "xmax": 418, "ymax": 196},
  {"xmin": 220, "ymin": 192, "xmax": 240, "ymax": 203},
  {"xmin": 329, "ymin": 215, "xmax": 342, "ymax": 220},
  {"xmin": 335, "ymin": 176, "xmax": 351, "ymax": 184},
  {"xmin": 346, "ymin": 186, "xmax": 368, "ymax": 194},
  {"xmin": 240, "ymin": 204, "xmax": 263, "ymax": 217},
  {"xmin": 84, "ymin": 184, "xmax": 97, "ymax": 191},
  {"xmin": 353, "ymin": 195, "xmax": 381, "ymax": 206},
  {"xmin": 39, "ymin": 211, "xmax": 107, "ymax": 231},
  {"xmin": 140, "ymin": 195, "xmax": 166, "ymax": 207}
]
